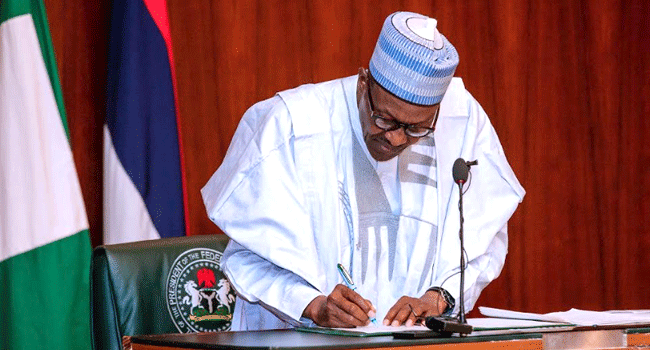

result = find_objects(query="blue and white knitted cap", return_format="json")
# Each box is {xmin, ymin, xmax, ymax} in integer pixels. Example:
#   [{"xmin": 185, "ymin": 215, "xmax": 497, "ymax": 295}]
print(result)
[{"xmin": 369, "ymin": 12, "xmax": 459, "ymax": 106}]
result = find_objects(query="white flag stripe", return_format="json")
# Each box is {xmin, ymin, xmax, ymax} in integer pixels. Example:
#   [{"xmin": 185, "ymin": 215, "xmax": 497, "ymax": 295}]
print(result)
[
  {"xmin": 103, "ymin": 125, "xmax": 161, "ymax": 244},
  {"xmin": 0, "ymin": 14, "xmax": 88, "ymax": 262}
]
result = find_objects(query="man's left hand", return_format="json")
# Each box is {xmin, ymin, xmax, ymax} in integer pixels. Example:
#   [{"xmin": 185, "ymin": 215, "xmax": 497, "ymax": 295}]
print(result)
[{"xmin": 383, "ymin": 290, "xmax": 448, "ymax": 326}]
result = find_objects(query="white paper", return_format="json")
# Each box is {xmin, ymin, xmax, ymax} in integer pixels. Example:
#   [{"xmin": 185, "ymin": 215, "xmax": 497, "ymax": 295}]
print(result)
[
  {"xmin": 467, "ymin": 317, "xmax": 571, "ymax": 329},
  {"xmin": 480, "ymin": 306, "xmax": 650, "ymax": 326},
  {"xmin": 334, "ymin": 324, "xmax": 429, "ymax": 334}
]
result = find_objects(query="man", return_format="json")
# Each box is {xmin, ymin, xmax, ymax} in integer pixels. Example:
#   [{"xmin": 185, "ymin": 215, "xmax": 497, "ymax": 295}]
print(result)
[{"xmin": 202, "ymin": 11, "xmax": 525, "ymax": 330}]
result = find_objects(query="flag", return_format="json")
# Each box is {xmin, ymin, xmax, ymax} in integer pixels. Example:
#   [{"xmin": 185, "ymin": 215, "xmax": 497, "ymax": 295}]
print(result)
[
  {"xmin": 0, "ymin": 0, "xmax": 92, "ymax": 348},
  {"xmin": 104, "ymin": 0, "xmax": 189, "ymax": 244}
]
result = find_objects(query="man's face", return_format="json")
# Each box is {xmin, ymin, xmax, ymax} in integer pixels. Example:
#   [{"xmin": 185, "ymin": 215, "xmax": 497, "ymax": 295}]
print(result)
[{"xmin": 357, "ymin": 68, "xmax": 440, "ymax": 162}]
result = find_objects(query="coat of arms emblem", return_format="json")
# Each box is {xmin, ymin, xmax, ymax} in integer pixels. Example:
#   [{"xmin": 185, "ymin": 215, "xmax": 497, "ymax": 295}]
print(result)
[{"xmin": 166, "ymin": 248, "xmax": 235, "ymax": 332}]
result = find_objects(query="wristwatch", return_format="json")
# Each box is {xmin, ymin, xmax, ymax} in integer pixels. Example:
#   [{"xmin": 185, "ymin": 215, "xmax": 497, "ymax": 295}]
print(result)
[{"xmin": 427, "ymin": 287, "xmax": 455, "ymax": 316}]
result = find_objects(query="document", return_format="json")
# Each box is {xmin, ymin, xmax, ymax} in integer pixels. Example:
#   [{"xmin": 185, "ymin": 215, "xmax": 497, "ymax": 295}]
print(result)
[
  {"xmin": 469, "ymin": 317, "xmax": 572, "ymax": 330},
  {"xmin": 480, "ymin": 306, "xmax": 650, "ymax": 326},
  {"xmin": 297, "ymin": 317, "xmax": 573, "ymax": 337},
  {"xmin": 297, "ymin": 324, "xmax": 428, "ymax": 337}
]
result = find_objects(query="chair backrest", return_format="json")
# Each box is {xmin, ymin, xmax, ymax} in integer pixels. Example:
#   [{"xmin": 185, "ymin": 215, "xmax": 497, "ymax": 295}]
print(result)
[{"xmin": 90, "ymin": 234, "xmax": 235, "ymax": 350}]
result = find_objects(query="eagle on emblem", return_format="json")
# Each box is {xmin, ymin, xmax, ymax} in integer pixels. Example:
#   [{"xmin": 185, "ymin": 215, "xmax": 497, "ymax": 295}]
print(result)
[{"xmin": 182, "ymin": 268, "xmax": 235, "ymax": 322}]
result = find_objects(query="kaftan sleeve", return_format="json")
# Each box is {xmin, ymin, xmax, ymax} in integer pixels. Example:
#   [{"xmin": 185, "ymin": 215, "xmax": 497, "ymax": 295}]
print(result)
[
  {"xmin": 201, "ymin": 96, "xmax": 327, "ymax": 323},
  {"xmin": 221, "ymin": 240, "xmax": 322, "ymax": 323},
  {"xmin": 432, "ymin": 88, "xmax": 525, "ymax": 315},
  {"xmin": 434, "ymin": 223, "xmax": 509, "ymax": 315}
]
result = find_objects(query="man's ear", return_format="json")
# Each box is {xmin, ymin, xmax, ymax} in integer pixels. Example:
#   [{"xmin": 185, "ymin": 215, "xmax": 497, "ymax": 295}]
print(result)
[{"xmin": 356, "ymin": 67, "xmax": 368, "ymax": 105}]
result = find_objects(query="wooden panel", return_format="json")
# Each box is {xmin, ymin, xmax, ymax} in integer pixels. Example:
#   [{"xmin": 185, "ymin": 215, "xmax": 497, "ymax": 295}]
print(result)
[
  {"xmin": 45, "ymin": 0, "xmax": 650, "ymax": 315},
  {"xmin": 628, "ymin": 332, "xmax": 650, "ymax": 347},
  {"xmin": 472, "ymin": 0, "xmax": 650, "ymax": 314},
  {"xmin": 44, "ymin": 0, "xmax": 110, "ymax": 247}
]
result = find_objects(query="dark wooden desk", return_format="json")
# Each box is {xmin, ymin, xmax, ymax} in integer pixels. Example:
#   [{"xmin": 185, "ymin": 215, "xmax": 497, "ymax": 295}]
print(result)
[{"xmin": 130, "ymin": 326, "xmax": 650, "ymax": 350}]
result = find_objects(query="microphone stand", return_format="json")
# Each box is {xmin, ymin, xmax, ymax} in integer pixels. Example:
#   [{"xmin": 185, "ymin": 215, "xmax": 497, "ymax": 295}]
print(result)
[
  {"xmin": 457, "ymin": 180, "xmax": 467, "ymax": 325},
  {"xmin": 422, "ymin": 159, "xmax": 475, "ymax": 336}
]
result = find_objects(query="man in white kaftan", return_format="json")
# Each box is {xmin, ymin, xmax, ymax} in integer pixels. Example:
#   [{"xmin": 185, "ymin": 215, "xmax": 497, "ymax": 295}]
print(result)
[{"xmin": 202, "ymin": 12, "xmax": 525, "ymax": 330}]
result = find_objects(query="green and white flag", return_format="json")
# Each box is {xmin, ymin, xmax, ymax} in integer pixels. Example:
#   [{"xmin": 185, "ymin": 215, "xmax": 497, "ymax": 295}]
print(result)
[{"xmin": 0, "ymin": 0, "xmax": 92, "ymax": 349}]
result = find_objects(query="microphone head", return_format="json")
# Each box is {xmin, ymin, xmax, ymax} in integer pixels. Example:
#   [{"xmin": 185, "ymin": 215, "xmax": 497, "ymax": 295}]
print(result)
[{"xmin": 452, "ymin": 158, "xmax": 469, "ymax": 184}]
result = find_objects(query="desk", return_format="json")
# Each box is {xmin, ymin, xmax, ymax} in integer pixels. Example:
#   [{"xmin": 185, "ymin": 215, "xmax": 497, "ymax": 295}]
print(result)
[{"xmin": 130, "ymin": 326, "xmax": 650, "ymax": 350}]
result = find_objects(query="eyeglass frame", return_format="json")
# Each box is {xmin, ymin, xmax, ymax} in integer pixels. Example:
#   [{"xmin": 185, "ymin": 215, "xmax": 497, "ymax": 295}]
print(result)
[{"xmin": 366, "ymin": 77, "xmax": 439, "ymax": 138}]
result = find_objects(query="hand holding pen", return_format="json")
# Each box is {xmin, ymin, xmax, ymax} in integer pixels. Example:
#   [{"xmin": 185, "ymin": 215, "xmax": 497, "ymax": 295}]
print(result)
[
  {"xmin": 301, "ymin": 264, "xmax": 378, "ymax": 328},
  {"xmin": 337, "ymin": 264, "xmax": 378, "ymax": 326}
]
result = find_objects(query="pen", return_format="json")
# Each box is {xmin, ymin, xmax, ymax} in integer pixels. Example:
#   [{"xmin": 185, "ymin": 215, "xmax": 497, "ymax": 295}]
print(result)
[{"xmin": 337, "ymin": 263, "xmax": 379, "ymax": 326}]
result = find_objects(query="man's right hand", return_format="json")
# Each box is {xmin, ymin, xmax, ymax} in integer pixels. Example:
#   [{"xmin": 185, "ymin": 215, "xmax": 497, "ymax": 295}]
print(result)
[{"xmin": 302, "ymin": 284, "xmax": 376, "ymax": 328}]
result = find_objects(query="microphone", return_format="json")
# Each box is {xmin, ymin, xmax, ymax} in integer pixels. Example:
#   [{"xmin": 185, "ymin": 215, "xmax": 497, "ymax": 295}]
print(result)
[
  {"xmin": 424, "ymin": 158, "xmax": 477, "ymax": 336},
  {"xmin": 453, "ymin": 158, "xmax": 477, "ymax": 184},
  {"xmin": 452, "ymin": 158, "xmax": 469, "ymax": 184}
]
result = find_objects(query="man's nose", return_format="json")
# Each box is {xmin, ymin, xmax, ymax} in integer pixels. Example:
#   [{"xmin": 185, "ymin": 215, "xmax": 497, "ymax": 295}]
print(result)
[{"xmin": 384, "ymin": 128, "xmax": 408, "ymax": 147}]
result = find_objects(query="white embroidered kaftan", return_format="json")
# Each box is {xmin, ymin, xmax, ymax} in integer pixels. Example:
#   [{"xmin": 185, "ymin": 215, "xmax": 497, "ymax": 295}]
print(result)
[{"xmin": 201, "ymin": 75, "xmax": 525, "ymax": 330}]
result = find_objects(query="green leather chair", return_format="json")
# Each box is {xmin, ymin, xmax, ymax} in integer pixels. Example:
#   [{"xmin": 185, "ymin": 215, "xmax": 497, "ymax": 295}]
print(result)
[{"xmin": 90, "ymin": 234, "xmax": 235, "ymax": 350}]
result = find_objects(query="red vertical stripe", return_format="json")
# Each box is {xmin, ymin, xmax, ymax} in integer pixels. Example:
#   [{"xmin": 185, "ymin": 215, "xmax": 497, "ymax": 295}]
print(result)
[{"xmin": 142, "ymin": 0, "xmax": 191, "ymax": 236}]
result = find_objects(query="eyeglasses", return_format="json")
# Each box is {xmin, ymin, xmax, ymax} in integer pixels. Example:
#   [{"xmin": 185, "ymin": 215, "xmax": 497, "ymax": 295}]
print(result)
[{"xmin": 366, "ymin": 80, "xmax": 438, "ymax": 138}]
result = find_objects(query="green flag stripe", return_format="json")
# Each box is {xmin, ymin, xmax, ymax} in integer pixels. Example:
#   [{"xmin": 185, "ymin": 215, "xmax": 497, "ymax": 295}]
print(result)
[
  {"xmin": 0, "ymin": 230, "xmax": 91, "ymax": 349},
  {"xmin": 0, "ymin": 0, "xmax": 30, "ymax": 23},
  {"xmin": 1, "ymin": 0, "xmax": 69, "ymax": 139}
]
